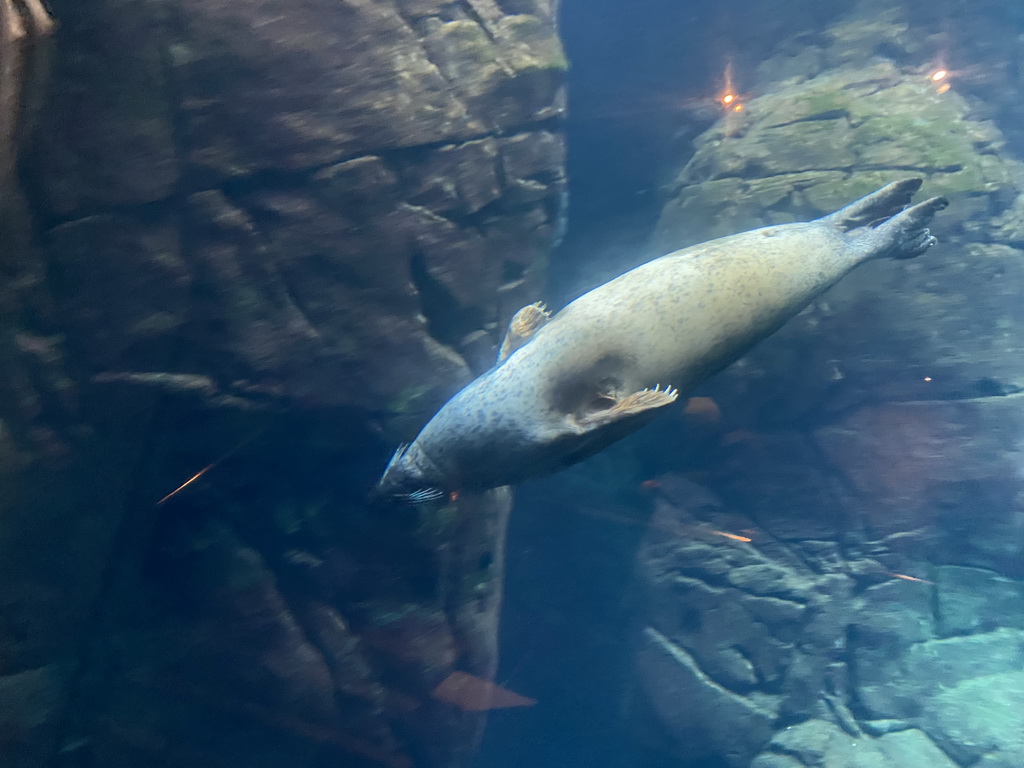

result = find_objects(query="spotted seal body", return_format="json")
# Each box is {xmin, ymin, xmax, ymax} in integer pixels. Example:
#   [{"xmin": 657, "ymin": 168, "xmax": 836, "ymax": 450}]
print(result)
[{"xmin": 378, "ymin": 179, "xmax": 947, "ymax": 499}]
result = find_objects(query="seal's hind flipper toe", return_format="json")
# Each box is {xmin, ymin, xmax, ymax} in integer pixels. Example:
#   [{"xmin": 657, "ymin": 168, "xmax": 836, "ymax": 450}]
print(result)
[
  {"xmin": 822, "ymin": 178, "xmax": 923, "ymax": 232},
  {"xmin": 870, "ymin": 195, "xmax": 949, "ymax": 260},
  {"xmin": 576, "ymin": 384, "xmax": 679, "ymax": 430},
  {"xmin": 498, "ymin": 302, "xmax": 551, "ymax": 362}
]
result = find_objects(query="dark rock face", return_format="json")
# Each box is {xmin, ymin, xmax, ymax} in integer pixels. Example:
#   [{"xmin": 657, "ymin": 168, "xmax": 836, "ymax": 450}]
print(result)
[
  {"xmin": 0, "ymin": 0, "xmax": 565, "ymax": 766},
  {"xmin": 35, "ymin": 0, "xmax": 566, "ymax": 411}
]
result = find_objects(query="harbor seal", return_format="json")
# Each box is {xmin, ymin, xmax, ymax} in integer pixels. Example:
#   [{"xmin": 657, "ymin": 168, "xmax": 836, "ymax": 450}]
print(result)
[{"xmin": 378, "ymin": 179, "xmax": 947, "ymax": 501}]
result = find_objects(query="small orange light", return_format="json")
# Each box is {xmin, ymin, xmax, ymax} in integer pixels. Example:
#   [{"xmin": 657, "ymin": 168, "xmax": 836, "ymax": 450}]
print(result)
[
  {"xmin": 732, "ymin": 104, "xmax": 743, "ymax": 112},
  {"xmin": 936, "ymin": 83, "xmax": 951, "ymax": 94},
  {"xmin": 931, "ymin": 69, "xmax": 948, "ymax": 82},
  {"xmin": 158, "ymin": 464, "xmax": 215, "ymax": 505},
  {"xmin": 888, "ymin": 571, "xmax": 935, "ymax": 585},
  {"xmin": 710, "ymin": 530, "xmax": 753, "ymax": 543}
]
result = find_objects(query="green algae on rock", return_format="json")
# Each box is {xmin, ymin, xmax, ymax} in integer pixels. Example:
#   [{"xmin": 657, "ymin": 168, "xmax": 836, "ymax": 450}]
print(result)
[{"xmin": 655, "ymin": 59, "xmax": 1013, "ymax": 253}]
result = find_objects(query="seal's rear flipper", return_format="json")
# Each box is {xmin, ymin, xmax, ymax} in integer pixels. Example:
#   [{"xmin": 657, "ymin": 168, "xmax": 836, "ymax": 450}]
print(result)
[
  {"xmin": 855, "ymin": 194, "xmax": 949, "ymax": 261},
  {"xmin": 822, "ymin": 178, "xmax": 923, "ymax": 232}
]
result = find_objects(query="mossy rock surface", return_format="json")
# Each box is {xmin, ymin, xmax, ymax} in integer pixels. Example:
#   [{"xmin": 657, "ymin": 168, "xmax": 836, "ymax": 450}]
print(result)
[{"xmin": 656, "ymin": 59, "xmax": 1015, "ymax": 251}]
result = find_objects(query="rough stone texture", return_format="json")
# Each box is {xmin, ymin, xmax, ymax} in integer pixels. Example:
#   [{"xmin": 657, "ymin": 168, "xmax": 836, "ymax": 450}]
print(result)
[
  {"xmin": 34, "ymin": 0, "xmax": 566, "ymax": 413},
  {"xmin": 921, "ymin": 671, "xmax": 1024, "ymax": 766},
  {"xmin": 0, "ymin": 15, "xmax": 63, "ymax": 768},
  {"xmin": 626, "ymin": 3, "xmax": 1024, "ymax": 765},
  {"xmin": 751, "ymin": 720, "xmax": 959, "ymax": 768},
  {"xmin": 0, "ymin": 664, "xmax": 69, "ymax": 768},
  {"xmin": 632, "ymin": 477, "xmax": 859, "ymax": 767},
  {"xmin": 854, "ymin": 626, "xmax": 1024, "ymax": 720},
  {"xmin": 815, "ymin": 397, "xmax": 1024, "ymax": 555},
  {"xmin": 655, "ymin": 58, "xmax": 1024, "ymax": 420},
  {"xmin": 934, "ymin": 566, "xmax": 1024, "ymax": 637},
  {"xmin": 654, "ymin": 56, "xmax": 1013, "ymax": 251},
  {"xmin": 637, "ymin": 625, "xmax": 775, "ymax": 767},
  {"xmin": 57, "ymin": 489, "xmax": 511, "ymax": 768},
  {"xmin": 633, "ymin": 473, "xmax": 1024, "ymax": 767},
  {"xmin": 0, "ymin": 0, "xmax": 58, "ymax": 491},
  {"xmin": 0, "ymin": 0, "xmax": 565, "ymax": 766}
]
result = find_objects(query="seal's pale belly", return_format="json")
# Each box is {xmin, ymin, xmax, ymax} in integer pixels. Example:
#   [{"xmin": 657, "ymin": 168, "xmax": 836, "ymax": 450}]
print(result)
[{"xmin": 513, "ymin": 223, "xmax": 848, "ymax": 411}]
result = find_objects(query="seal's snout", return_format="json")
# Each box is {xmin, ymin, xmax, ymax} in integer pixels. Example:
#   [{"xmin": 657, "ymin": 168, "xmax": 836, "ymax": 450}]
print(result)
[{"xmin": 375, "ymin": 442, "xmax": 449, "ymax": 506}]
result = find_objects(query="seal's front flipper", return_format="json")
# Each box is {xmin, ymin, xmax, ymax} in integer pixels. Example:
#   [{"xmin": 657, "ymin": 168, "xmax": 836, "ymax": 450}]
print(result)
[
  {"xmin": 575, "ymin": 385, "xmax": 679, "ymax": 430},
  {"xmin": 555, "ymin": 385, "xmax": 680, "ymax": 467},
  {"xmin": 498, "ymin": 302, "xmax": 551, "ymax": 363}
]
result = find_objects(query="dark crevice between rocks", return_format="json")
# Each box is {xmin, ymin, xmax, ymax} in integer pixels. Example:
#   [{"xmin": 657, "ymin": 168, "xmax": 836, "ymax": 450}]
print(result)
[
  {"xmin": 275, "ymin": 265, "xmax": 322, "ymax": 344},
  {"xmin": 154, "ymin": 0, "xmax": 190, "ymax": 195},
  {"xmin": 386, "ymin": 119, "xmax": 564, "ymax": 171},
  {"xmin": 9, "ymin": 30, "xmax": 53, "ymax": 235},
  {"xmin": 7, "ymin": 3, "xmax": 53, "ymax": 158},
  {"xmin": 455, "ymin": 0, "xmax": 499, "ymax": 44},
  {"xmin": 841, "ymin": 622, "xmax": 875, "ymax": 725},
  {"xmin": 141, "ymin": 417, "xmax": 426, "ymax": 761},
  {"xmin": 391, "ymin": 4, "xmax": 470, "ymax": 109},
  {"xmin": 772, "ymin": 536, "xmax": 825, "ymax": 584},
  {"xmin": 38, "ymin": 198, "xmax": 224, "ymax": 760},
  {"xmin": 824, "ymin": 383, "xmax": 1024, "ymax": 420},
  {"xmin": 766, "ymin": 109, "xmax": 852, "ymax": 128},
  {"xmin": 648, "ymin": 628, "xmax": 757, "ymax": 706},
  {"xmin": 174, "ymin": 182, "xmax": 272, "ymax": 400},
  {"xmin": 32, "ymin": 115, "xmax": 564, "ymax": 234},
  {"xmin": 838, "ymin": 77, "xmax": 896, "ymax": 96},
  {"xmin": 490, "ymin": 139, "xmax": 512, "ymax": 192},
  {"xmin": 962, "ymin": 376, "xmax": 1023, "ymax": 398},
  {"xmin": 403, "ymin": 197, "xmax": 508, "ymax": 240},
  {"xmin": 35, "ymin": 191, "xmax": 190, "ymax": 238},
  {"xmin": 0, "ymin": 331, "xmax": 77, "ymax": 448},
  {"xmin": 501, "ymin": 259, "xmax": 526, "ymax": 284},
  {"xmin": 46, "ymin": 397, "xmax": 192, "ymax": 761},
  {"xmin": 42, "ymin": 185, "xmax": 284, "ymax": 764},
  {"xmin": 810, "ymin": 445, "xmax": 885, "ymax": 580},
  {"xmin": 692, "ymin": 167, "xmax": 966, "ymax": 193},
  {"xmin": 214, "ymin": 513, "xmax": 416, "ymax": 768},
  {"xmin": 409, "ymin": 250, "xmax": 486, "ymax": 350}
]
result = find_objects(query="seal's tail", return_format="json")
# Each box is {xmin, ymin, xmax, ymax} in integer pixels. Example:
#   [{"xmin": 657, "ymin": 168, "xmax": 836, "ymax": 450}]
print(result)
[
  {"xmin": 869, "ymin": 194, "xmax": 950, "ymax": 260},
  {"xmin": 822, "ymin": 179, "xmax": 924, "ymax": 232},
  {"xmin": 823, "ymin": 178, "xmax": 949, "ymax": 261}
]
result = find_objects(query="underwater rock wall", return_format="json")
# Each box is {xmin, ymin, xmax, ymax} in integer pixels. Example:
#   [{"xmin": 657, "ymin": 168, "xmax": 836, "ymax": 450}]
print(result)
[
  {"xmin": 626, "ymin": 3, "xmax": 1024, "ymax": 767},
  {"xmin": 0, "ymin": 1, "xmax": 565, "ymax": 767}
]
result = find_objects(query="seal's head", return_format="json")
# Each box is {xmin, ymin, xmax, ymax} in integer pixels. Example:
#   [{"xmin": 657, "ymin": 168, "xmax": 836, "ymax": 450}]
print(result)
[{"xmin": 375, "ymin": 442, "xmax": 449, "ymax": 505}]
